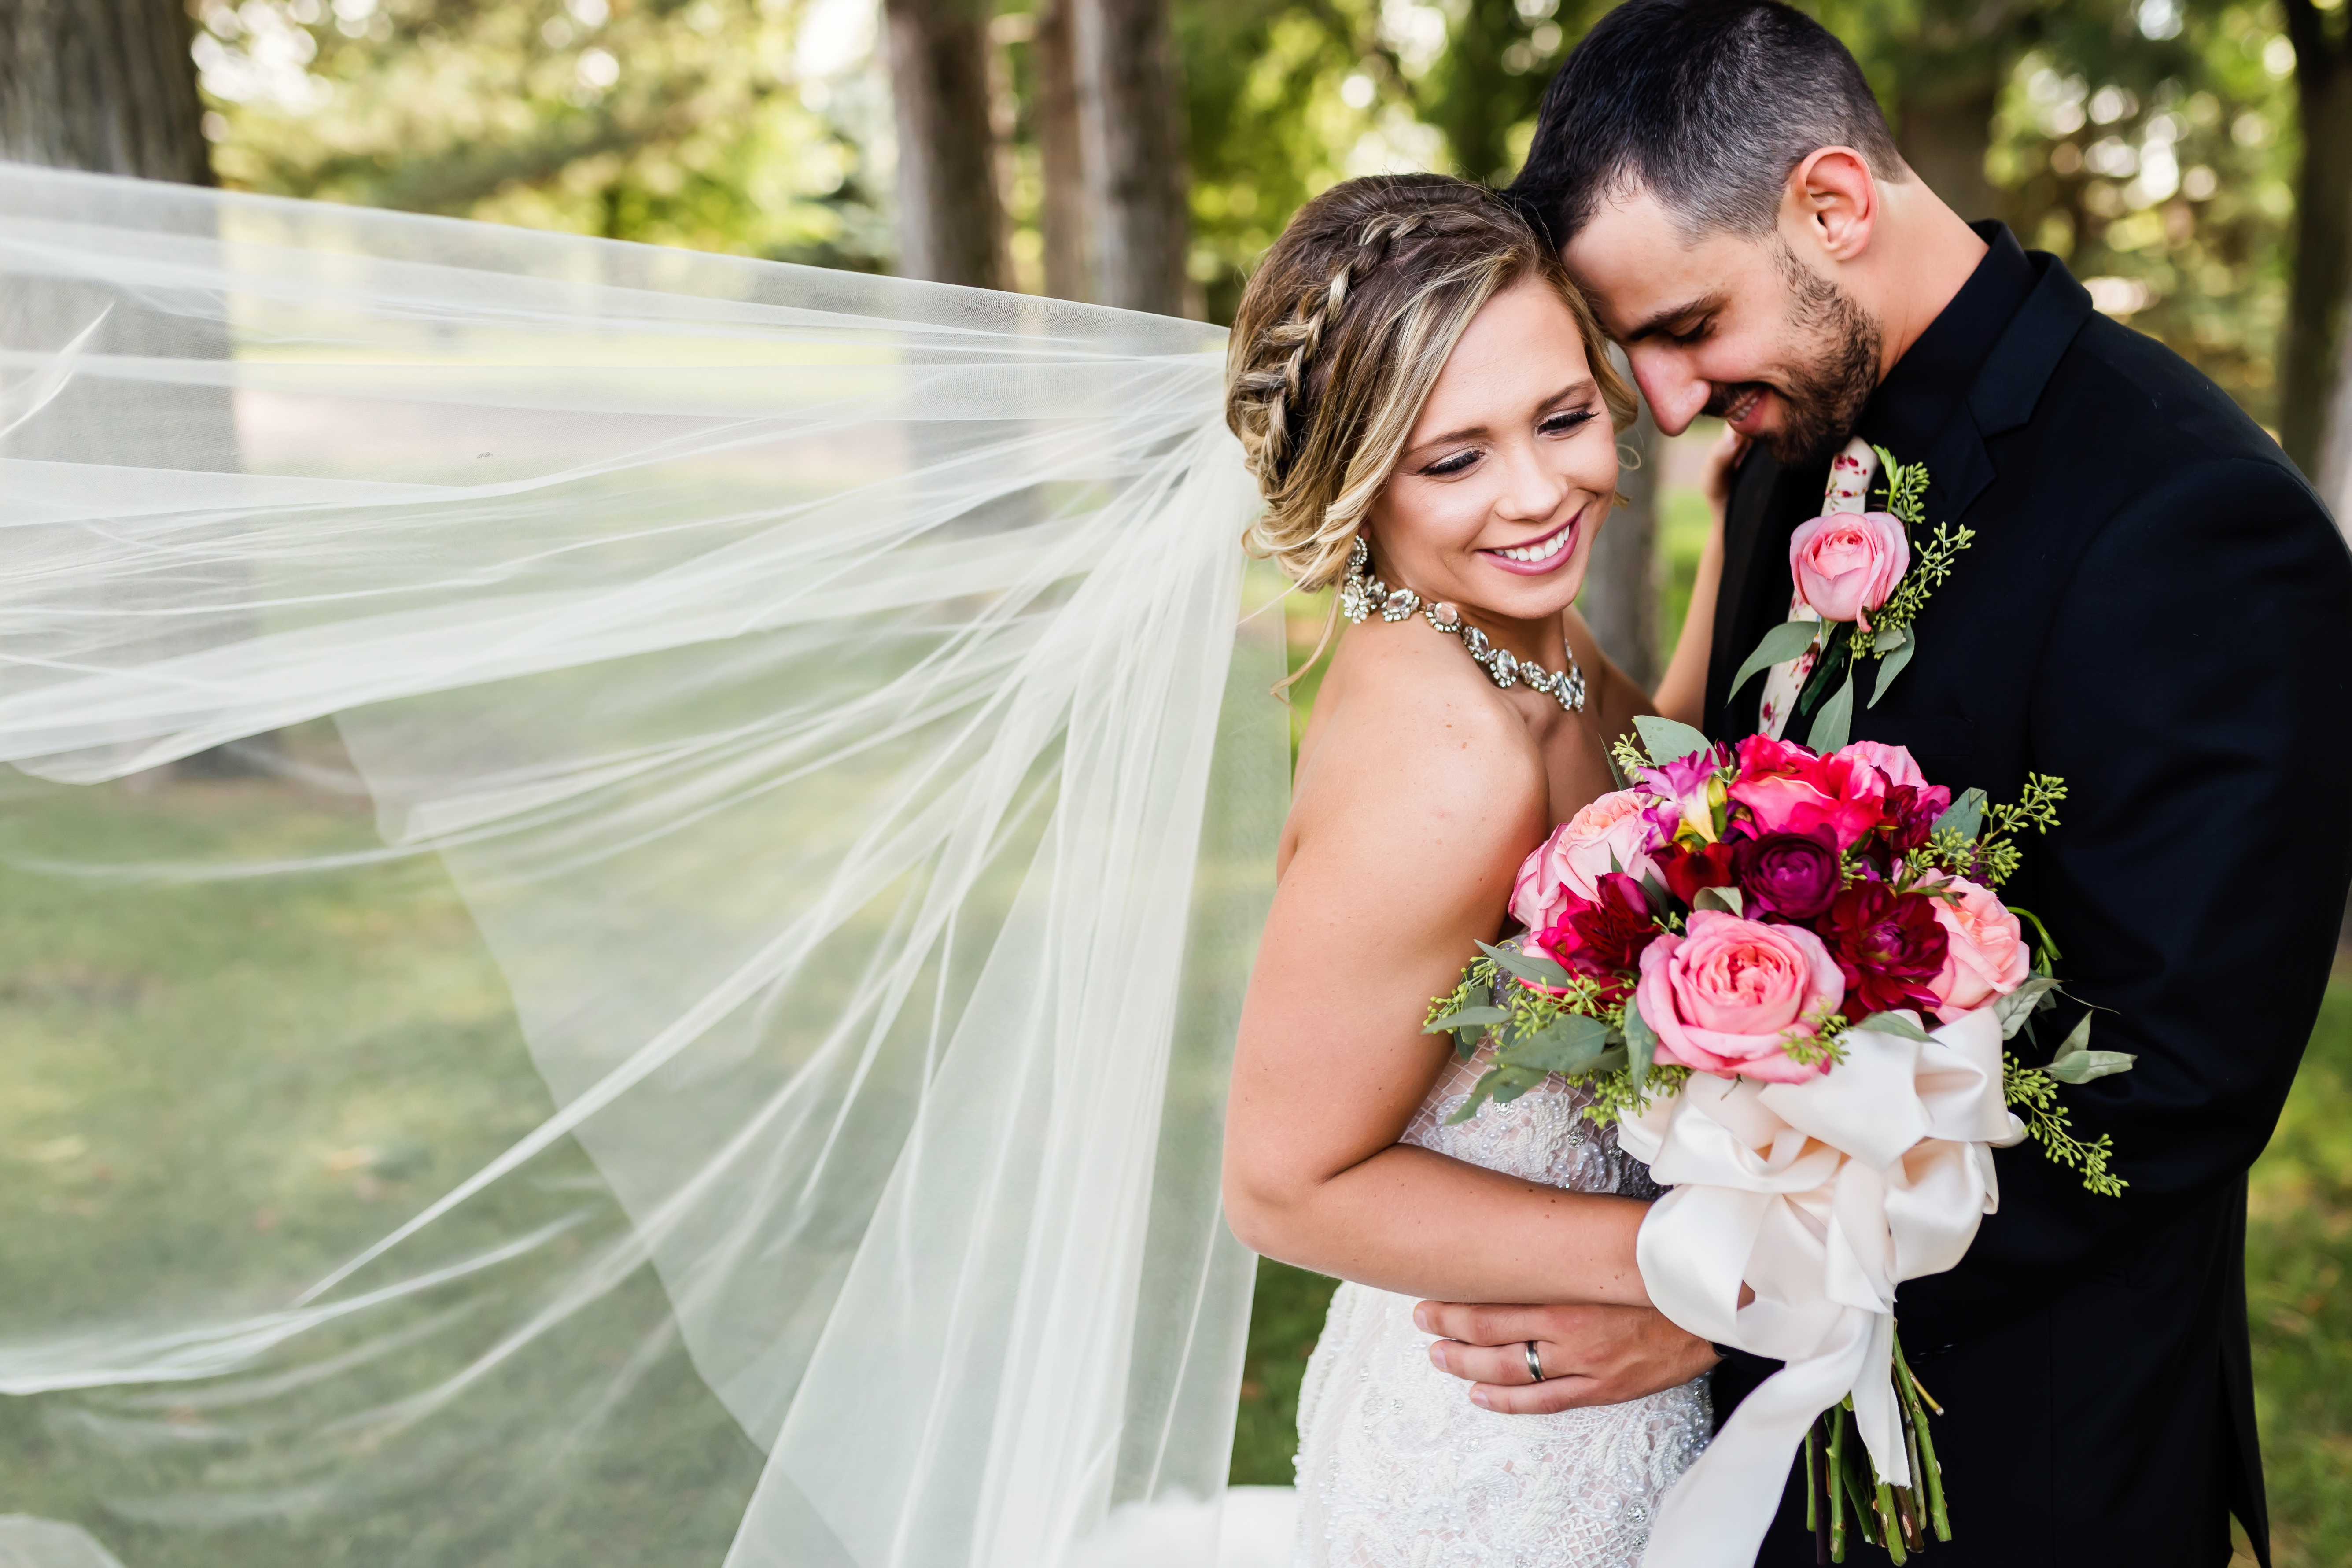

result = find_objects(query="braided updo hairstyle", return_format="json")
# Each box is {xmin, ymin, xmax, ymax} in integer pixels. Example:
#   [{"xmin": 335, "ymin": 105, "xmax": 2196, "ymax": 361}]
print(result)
[{"xmin": 1224, "ymin": 174, "xmax": 1634, "ymax": 600}]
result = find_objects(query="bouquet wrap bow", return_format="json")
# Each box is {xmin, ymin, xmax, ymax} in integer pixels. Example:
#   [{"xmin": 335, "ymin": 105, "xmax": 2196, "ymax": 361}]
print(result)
[{"xmin": 1616, "ymin": 1006, "xmax": 2027, "ymax": 1567}]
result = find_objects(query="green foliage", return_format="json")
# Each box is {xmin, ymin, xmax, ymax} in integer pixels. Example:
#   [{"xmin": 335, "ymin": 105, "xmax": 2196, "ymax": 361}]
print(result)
[
  {"xmin": 1870, "ymin": 444, "xmax": 1932, "ymax": 528},
  {"xmin": 2003, "ymin": 1049, "xmax": 2128, "ymax": 1196},
  {"xmin": 195, "ymin": 0, "xmax": 892, "ymax": 268},
  {"xmin": 1864, "ymin": 522, "xmax": 1976, "ymax": 650}
]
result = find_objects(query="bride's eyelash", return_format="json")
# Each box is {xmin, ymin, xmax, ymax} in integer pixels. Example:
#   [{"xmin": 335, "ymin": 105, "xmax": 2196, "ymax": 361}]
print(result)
[{"xmin": 1418, "ymin": 406, "xmax": 1598, "ymax": 477}]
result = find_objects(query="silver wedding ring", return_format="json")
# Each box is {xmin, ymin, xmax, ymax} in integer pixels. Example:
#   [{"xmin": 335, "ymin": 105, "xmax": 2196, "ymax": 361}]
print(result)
[{"xmin": 1524, "ymin": 1339, "xmax": 1546, "ymax": 1384}]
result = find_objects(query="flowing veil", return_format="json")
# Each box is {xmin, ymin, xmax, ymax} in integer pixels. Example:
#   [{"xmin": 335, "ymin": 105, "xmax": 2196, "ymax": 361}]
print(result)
[{"xmin": 0, "ymin": 162, "xmax": 1287, "ymax": 1568}]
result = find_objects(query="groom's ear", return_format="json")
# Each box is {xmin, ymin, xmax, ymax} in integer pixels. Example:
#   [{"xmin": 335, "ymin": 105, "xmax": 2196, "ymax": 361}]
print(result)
[{"xmin": 1784, "ymin": 147, "xmax": 1880, "ymax": 266}]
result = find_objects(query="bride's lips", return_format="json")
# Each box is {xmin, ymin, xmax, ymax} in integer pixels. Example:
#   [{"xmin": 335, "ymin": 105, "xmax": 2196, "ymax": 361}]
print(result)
[{"xmin": 1479, "ymin": 511, "xmax": 1581, "ymax": 576}]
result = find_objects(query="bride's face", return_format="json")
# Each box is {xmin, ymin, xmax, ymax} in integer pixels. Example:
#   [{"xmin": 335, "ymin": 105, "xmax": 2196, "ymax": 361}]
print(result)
[{"xmin": 1366, "ymin": 277, "xmax": 1619, "ymax": 627}]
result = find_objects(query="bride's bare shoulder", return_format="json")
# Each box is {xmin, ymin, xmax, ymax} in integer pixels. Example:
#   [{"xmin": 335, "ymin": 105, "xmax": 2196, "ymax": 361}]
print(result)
[{"xmin": 1288, "ymin": 621, "xmax": 1548, "ymax": 866}]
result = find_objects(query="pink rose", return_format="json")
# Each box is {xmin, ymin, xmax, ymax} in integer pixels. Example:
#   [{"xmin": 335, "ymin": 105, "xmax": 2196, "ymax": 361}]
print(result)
[
  {"xmin": 1729, "ymin": 735, "xmax": 1888, "ymax": 850},
  {"xmin": 1789, "ymin": 510, "xmax": 1910, "ymax": 624},
  {"xmin": 1925, "ymin": 877, "xmax": 2030, "ymax": 1016},
  {"xmin": 1838, "ymin": 739, "xmax": 1928, "ymax": 792},
  {"xmin": 1636, "ymin": 910, "xmax": 1847, "ymax": 1085},
  {"xmin": 1511, "ymin": 788, "xmax": 1663, "ymax": 933}
]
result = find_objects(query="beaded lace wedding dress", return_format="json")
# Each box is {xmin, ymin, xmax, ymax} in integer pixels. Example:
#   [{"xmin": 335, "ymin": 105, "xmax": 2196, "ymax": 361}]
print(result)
[{"xmin": 1289, "ymin": 1044, "xmax": 1713, "ymax": 1567}]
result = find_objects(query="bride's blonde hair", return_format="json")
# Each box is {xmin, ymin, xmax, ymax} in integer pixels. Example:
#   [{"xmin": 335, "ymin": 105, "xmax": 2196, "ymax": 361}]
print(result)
[{"xmin": 1224, "ymin": 173, "xmax": 1634, "ymax": 612}]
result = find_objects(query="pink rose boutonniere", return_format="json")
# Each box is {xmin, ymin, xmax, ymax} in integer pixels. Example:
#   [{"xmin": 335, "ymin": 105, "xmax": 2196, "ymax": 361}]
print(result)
[{"xmin": 1728, "ymin": 439, "xmax": 1978, "ymax": 754}]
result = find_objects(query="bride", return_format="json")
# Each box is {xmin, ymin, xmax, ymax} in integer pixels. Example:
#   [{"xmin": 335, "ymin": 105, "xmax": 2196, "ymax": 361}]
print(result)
[
  {"xmin": 0, "ymin": 162, "xmax": 1726, "ymax": 1568},
  {"xmin": 1216, "ymin": 176, "xmax": 1725, "ymax": 1564}
]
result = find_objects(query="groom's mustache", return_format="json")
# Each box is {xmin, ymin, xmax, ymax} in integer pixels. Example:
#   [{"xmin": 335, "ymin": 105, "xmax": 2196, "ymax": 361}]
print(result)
[{"xmin": 1704, "ymin": 382, "xmax": 1773, "ymax": 423}]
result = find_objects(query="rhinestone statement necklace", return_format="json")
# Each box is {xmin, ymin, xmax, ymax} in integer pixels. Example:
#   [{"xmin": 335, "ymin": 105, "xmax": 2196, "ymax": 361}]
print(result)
[{"xmin": 1337, "ymin": 537, "xmax": 1586, "ymax": 713}]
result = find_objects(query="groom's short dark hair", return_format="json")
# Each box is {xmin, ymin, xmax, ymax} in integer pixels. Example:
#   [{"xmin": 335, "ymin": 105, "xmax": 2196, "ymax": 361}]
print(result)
[{"xmin": 1511, "ymin": 0, "xmax": 1906, "ymax": 246}]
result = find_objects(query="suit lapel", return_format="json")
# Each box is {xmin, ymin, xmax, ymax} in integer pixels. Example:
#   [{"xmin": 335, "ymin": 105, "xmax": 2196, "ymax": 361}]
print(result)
[{"xmin": 1919, "ymin": 259, "xmax": 2097, "ymax": 529}]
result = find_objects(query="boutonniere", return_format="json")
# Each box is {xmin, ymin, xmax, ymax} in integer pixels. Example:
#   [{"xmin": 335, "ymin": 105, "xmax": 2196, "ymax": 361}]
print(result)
[{"xmin": 1729, "ymin": 437, "xmax": 1976, "ymax": 753}]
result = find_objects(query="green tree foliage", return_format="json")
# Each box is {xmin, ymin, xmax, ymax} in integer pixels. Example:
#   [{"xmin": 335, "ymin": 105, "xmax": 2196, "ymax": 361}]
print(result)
[{"xmin": 195, "ymin": 0, "xmax": 894, "ymax": 268}]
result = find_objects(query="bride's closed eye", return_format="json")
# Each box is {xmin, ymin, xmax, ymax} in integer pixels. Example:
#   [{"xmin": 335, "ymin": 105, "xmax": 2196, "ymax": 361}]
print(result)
[{"xmin": 1416, "ymin": 406, "xmax": 1599, "ymax": 478}]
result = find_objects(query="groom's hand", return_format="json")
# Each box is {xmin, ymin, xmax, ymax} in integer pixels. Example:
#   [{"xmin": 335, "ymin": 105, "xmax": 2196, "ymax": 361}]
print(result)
[{"xmin": 1413, "ymin": 1301, "xmax": 1718, "ymax": 1415}]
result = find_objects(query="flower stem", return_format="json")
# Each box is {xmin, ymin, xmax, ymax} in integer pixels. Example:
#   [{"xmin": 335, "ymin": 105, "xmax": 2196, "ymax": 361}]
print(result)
[
  {"xmin": 1827, "ymin": 1403, "xmax": 1848, "ymax": 1561},
  {"xmin": 1896, "ymin": 1334, "xmax": 1952, "ymax": 1542},
  {"xmin": 1873, "ymin": 1473, "xmax": 1908, "ymax": 1564}
]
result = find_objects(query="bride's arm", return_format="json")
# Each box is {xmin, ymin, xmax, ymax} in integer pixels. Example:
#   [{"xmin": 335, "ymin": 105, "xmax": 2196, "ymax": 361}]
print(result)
[{"xmin": 1220, "ymin": 671, "xmax": 1652, "ymax": 1309}]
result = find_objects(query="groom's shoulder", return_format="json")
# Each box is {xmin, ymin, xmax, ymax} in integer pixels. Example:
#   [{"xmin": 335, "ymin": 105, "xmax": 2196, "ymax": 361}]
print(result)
[
  {"xmin": 1984, "ymin": 307, "xmax": 2333, "ymax": 564},
  {"xmin": 2054, "ymin": 316, "xmax": 2281, "ymax": 463}
]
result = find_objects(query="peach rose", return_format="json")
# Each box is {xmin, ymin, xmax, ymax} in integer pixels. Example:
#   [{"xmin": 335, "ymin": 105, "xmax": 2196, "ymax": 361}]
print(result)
[
  {"xmin": 1511, "ymin": 788, "xmax": 1663, "ymax": 933},
  {"xmin": 1636, "ymin": 910, "xmax": 1846, "ymax": 1085},
  {"xmin": 1789, "ymin": 510, "xmax": 1910, "ymax": 624},
  {"xmin": 1926, "ymin": 876, "xmax": 2030, "ymax": 1016}
]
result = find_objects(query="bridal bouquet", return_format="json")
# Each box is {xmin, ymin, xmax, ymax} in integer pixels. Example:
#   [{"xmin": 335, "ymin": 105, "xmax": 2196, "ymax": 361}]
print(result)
[{"xmin": 1425, "ymin": 716, "xmax": 2133, "ymax": 1565}]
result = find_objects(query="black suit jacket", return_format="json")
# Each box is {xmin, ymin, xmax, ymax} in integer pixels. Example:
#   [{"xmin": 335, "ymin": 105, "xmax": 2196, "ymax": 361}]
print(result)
[{"xmin": 1703, "ymin": 252, "xmax": 2352, "ymax": 1568}]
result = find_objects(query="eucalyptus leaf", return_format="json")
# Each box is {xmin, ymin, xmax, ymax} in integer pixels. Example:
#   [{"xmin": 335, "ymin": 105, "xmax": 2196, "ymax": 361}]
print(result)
[
  {"xmin": 1478, "ymin": 940, "xmax": 1572, "ymax": 989},
  {"xmin": 1991, "ymin": 977, "xmax": 2061, "ymax": 1040},
  {"xmin": 1872, "ymin": 623, "xmax": 1907, "ymax": 653},
  {"xmin": 1728, "ymin": 618, "xmax": 1824, "ymax": 698},
  {"xmin": 1632, "ymin": 714, "xmax": 1714, "ymax": 767},
  {"xmin": 1497, "ymin": 1013, "xmax": 1617, "ymax": 1075},
  {"xmin": 1850, "ymin": 1010, "xmax": 1935, "ymax": 1043},
  {"xmin": 1622, "ymin": 1002, "xmax": 1659, "ymax": 1092},
  {"xmin": 1639, "ymin": 871, "xmax": 1673, "ymax": 915},
  {"xmin": 1804, "ymin": 667, "xmax": 1856, "ymax": 753},
  {"xmin": 2045, "ymin": 1048, "xmax": 2138, "ymax": 1084},
  {"xmin": 1692, "ymin": 885, "xmax": 1745, "ymax": 917},
  {"xmin": 1423, "ymin": 1005, "xmax": 1508, "ymax": 1035},
  {"xmin": 2052, "ymin": 1011, "xmax": 2094, "ymax": 1059},
  {"xmin": 1868, "ymin": 631, "xmax": 1917, "ymax": 707},
  {"xmin": 1932, "ymin": 788, "xmax": 1987, "ymax": 842}
]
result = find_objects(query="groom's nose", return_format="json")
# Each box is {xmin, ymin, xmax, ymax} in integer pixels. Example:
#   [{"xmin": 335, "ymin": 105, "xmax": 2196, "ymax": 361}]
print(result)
[{"xmin": 1626, "ymin": 350, "xmax": 1712, "ymax": 437}]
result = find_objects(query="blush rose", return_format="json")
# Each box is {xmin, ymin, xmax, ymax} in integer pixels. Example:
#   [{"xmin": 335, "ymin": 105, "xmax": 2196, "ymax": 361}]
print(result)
[
  {"xmin": 1635, "ymin": 910, "xmax": 1846, "ymax": 1084},
  {"xmin": 1926, "ymin": 876, "xmax": 2031, "ymax": 1016},
  {"xmin": 1789, "ymin": 510, "xmax": 1910, "ymax": 624},
  {"xmin": 1510, "ymin": 788, "xmax": 1664, "ymax": 934}
]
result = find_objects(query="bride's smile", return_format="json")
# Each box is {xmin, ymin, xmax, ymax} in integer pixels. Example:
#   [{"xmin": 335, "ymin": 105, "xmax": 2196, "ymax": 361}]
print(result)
[{"xmin": 1482, "ymin": 509, "xmax": 1584, "ymax": 573}]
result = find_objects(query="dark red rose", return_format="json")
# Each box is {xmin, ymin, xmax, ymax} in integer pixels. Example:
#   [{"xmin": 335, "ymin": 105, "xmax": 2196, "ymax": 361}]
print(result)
[
  {"xmin": 1882, "ymin": 783, "xmax": 1954, "ymax": 855},
  {"xmin": 1735, "ymin": 830, "xmax": 1842, "ymax": 920},
  {"xmin": 1656, "ymin": 840, "xmax": 1740, "ymax": 906},
  {"xmin": 1534, "ymin": 872, "xmax": 1662, "ymax": 1002},
  {"xmin": 1821, "ymin": 882, "xmax": 1950, "ymax": 1016}
]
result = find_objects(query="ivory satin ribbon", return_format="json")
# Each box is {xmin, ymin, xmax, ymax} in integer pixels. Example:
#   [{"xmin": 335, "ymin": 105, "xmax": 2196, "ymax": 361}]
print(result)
[{"xmin": 1616, "ymin": 1006, "xmax": 2027, "ymax": 1568}]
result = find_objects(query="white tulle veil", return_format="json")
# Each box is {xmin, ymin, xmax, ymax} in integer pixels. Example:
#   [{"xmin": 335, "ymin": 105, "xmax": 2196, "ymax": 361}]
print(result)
[{"xmin": 0, "ymin": 162, "xmax": 1287, "ymax": 1568}]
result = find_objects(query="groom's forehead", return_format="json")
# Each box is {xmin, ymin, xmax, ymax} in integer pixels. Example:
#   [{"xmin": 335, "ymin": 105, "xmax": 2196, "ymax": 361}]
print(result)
[{"xmin": 1561, "ymin": 191, "xmax": 1770, "ymax": 338}]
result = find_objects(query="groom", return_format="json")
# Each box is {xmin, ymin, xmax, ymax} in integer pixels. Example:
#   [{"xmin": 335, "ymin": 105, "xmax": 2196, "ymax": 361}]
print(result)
[{"xmin": 1415, "ymin": 2, "xmax": 2352, "ymax": 1564}]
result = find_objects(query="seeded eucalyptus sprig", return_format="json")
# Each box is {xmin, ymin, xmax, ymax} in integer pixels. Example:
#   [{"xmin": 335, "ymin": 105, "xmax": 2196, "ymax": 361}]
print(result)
[{"xmin": 1422, "ymin": 940, "xmax": 1690, "ymax": 1129}]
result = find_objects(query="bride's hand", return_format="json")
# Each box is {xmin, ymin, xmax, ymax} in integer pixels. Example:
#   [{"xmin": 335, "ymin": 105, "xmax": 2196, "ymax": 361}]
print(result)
[{"xmin": 1413, "ymin": 1300, "xmax": 1720, "ymax": 1414}]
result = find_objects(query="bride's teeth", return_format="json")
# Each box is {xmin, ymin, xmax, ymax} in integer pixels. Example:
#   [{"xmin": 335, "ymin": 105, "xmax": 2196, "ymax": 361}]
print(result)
[{"xmin": 1499, "ymin": 525, "xmax": 1571, "ymax": 563}]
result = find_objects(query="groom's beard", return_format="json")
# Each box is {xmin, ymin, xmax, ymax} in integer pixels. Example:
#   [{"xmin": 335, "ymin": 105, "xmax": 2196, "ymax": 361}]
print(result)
[{"xmin": 1705, "ymin": 247, "xmax": 1883, "ymax": 469}]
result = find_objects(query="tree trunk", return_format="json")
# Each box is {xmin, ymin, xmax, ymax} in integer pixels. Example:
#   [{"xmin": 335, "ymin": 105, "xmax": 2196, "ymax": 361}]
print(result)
[
  {"xmin": 0, "ymin": 0, "xmax": 209, "ymax": 180},
  {"xmin": 884, "ymin": 0, "xmax": 1006, "ymax": 288},
  {"xmin": 1895, "ymin": 79, "xmax": 2001, "ymax": 225},
  {"xmin": 1032, "ymin": 0, "xmax": 1090, "ymax": 302},
  {"xmin": 2278, "ymin": 0, "xmax": 2352, "ymax": 481},
  {"xmin": 2323, "ymin": 277, "xmax": 2352, "ymax": 532},
  {"xmin": 0, "ymin": 0, "xmax": 211, "ymax": 181},
  {"xmin": 1584, "ymin": 398, "xmax": 1661, "ymax": 691},
  {"xmin": 1071, "ymin": 0, "xmax": 1189, "ymax": 315}
]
